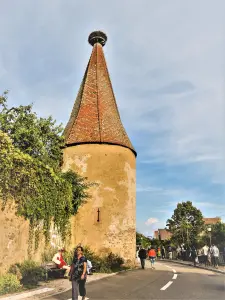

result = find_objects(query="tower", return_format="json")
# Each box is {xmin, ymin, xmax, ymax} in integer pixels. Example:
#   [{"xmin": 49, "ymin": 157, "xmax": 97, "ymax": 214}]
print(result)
[{"xmin": 62, "ymin": 31, "xmax": 137, "ymax": 263}]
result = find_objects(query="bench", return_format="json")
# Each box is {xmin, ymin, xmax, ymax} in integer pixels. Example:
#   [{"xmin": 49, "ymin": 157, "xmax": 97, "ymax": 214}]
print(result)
[{"xmin": 42, "ymin": 262, "xmax": 66, "ymax": 280}]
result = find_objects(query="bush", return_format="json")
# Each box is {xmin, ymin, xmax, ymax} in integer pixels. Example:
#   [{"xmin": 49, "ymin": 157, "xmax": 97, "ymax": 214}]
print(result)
[
  {"xmin": 0, "ymin": 274, "xmax": 22, "ymax": 295},
  {"xmin": 8, "ymin": 265, "xmax": 22, "ymax": 281},
  {"xmin": 106, "ymin": 253, "xmax": 124, "ymax": 271},
  {"xmin": 9, "ymin": 260, "xmax": 45, "ymax": 286},
  {"xmin": 63, "ymin": 249, "xmax": 74, "ymax": 265},
  {"xmin": 41, "ymin": 247, "xmax": 58, "ymax": 263},
  {"xmin": 82, "ymin": 246, "xmax": 124, "ymax": 273},
  {"xmin": 61, "ymin": 245, "xmax": 126, "ymax": 274}
]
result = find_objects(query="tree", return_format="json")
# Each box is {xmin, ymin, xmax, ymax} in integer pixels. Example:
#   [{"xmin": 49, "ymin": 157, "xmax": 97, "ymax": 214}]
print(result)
[
  {"xmin": 211, "ymin": 222, "xmax": 225, "ymax": 250},
  {"xmin": 0, "ymin": 91, "xmax": 91, "ymax": 251},
  {"xmin": 136, "ymin": 232, "xmax": 151, "ymax": 248},
  {"xmin": 0, "ymin": 91, "xmax": 64, "ymax": 170},
  {"xmin": 166, "ymin": 201, "xmax": 204, "ymax": 246}
]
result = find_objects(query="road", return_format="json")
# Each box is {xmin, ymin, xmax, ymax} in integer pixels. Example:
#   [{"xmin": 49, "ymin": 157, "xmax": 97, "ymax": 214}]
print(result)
[{"xmin": 44, "ymin": 260, "xmax": 225, "ymax": 300}]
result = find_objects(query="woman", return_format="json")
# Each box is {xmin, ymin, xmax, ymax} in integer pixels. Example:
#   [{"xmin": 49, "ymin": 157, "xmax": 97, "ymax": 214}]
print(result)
[
  {"xmin": 70, "ymin": 246, "xmax": 87, "ymax": 300},
  {"xmin": 157, "ymin": 247, "xmax": 161, "ymax": 260},
  {"xmin": 148, "ymin": 247, "xmax": 156, "ymax": 269},
  {"xmin": 191, "ymin": 246, "xmax": 198, "ymax": 267}
]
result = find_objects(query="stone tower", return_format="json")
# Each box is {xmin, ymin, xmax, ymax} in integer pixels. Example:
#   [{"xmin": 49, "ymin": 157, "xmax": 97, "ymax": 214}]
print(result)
[{"xmin": 62, "ymin": 31, "xmax": 137, "ymax": 263}]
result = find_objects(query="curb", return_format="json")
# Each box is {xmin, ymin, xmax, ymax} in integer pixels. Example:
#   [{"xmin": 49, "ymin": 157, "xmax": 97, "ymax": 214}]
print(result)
[{"xmin": 163, "ymin": 259, "xmax": 225, "ymax": 275}]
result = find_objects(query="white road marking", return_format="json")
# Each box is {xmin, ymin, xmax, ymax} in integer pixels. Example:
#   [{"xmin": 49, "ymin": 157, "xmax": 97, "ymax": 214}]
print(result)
[
  {"xmin": 172, "ymin": 273, "xmax": 178, "ymax": 279},
  {"xmin": 172, "ymin": 269, "xmax": 176, "ymax": 273},
  {"xmin": 160, "ymin": 281, "xmax": 173, "ymax": 290},
  {"xmin": 2, "ymin": 288, "xmax": 54, "ymax": 300},
  {"xmin": 165, "ymin": 265, "xmax": 173, "ymax": 269}
]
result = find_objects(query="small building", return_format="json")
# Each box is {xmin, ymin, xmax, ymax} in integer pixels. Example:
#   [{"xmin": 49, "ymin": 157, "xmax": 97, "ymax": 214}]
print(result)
[
  {"xmin": 154, "ymin": 229, "xmax": 172, "ymax": 240},
  {"xmin": 203, "ymin": 217, "xmax": 221, "ymax": 225}
]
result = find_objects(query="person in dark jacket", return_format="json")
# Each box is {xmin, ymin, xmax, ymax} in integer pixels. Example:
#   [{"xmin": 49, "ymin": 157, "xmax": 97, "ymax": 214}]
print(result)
[
  {"xmin": 138, "ymin": 247, "xmax": 147, "ymax": 269},
  {"xmin": 161, "ymin": 246, "xmax": 165, "ymax": 259},
  {"xmin": 191, "ymin": 246, "xmax": 198, "ymax": 267},
  {"xmin": 69, "ymin": 246, "xmax": 87, "ymax": 300}
]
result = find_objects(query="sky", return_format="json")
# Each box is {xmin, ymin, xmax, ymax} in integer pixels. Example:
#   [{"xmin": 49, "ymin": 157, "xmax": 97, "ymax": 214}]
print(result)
[{"xmin": 0, "ymin": 0, "xmax": 225, "ymax": 237}]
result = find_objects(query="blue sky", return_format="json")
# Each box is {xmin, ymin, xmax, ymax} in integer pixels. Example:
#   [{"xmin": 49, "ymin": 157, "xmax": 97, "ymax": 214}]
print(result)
[{"xmin": 0, "ymin": 0, "xmax": 224, "ymax": 236}]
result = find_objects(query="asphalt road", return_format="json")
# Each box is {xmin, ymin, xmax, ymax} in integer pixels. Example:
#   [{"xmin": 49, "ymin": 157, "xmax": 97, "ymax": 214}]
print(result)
[{"xmin": 44, "ymin": 260, "xmax": 225, "ymax": 300}]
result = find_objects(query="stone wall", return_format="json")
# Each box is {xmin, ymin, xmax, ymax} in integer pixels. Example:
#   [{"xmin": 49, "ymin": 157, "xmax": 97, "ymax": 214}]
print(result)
[
  {"xmin": 62, "ymin": 144, "xmax": 136, "ymax": 263},
  {"xmin": 0, "ymin": 203, "xmax": 45, "ymax": 274}
]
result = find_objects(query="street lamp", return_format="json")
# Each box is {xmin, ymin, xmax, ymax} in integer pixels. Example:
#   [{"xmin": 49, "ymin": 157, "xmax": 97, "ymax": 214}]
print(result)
[{"xmin": 207, "ymin": 226, "xmax": 212, "ymax": 246}]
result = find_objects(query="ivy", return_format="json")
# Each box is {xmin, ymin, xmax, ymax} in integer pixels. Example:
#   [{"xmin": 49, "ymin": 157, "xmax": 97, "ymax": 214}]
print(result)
[{"xmin": 0, "ymin": 92, "xmax": 91, "ymax": 249}]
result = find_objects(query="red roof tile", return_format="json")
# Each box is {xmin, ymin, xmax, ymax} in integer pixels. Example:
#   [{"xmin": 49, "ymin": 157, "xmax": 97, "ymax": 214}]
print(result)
[
  {"xmin": 203, "ymin": 217, "xmax": 221, "ymax": 225},
  {"xmin": 64, "ymin": 31, "xmax": 136, "ymax": 156}
]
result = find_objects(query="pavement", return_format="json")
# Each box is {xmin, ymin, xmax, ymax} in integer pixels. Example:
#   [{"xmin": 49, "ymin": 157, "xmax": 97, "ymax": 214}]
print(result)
[
  {"xmin": 163, "ymin": 258, "xmax": 225, "ymax": 274},
  {"xmin": 41, "ymin": 260, "xmax": 225, "ymax": 300},
  {"xmin": 0, "ymin": 272, "xmax": 121, "ymax": 300}
]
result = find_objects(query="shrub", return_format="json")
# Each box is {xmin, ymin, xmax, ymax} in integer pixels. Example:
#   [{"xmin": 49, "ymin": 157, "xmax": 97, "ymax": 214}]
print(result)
[
  {"xmin": 41, "ymin": 247, "xmax": 58, "ymax": 263},
  {"xmin": 66, "ymin": 245, "xmax": 125, "ymax": 273},
  {"xmin": 0, "ymin": 274, "xmax": 22, "ymax": 295},
  {"xmin": 9, "ymin": 261, "xmax": 45, "ymax": 286},
  {"xmin": 64, "ymin": 249, "xmax": 74, "ymax": 265},
  {"xmin": 106, "ymin": 252, "xmax": 124, "ymax": 271},
  {"xmin": 8, "ymin": 265, "xmax": 22, "ymax": 281}
]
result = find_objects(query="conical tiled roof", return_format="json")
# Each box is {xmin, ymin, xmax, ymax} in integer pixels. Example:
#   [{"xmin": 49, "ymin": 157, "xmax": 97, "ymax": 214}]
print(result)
[{"xmin": 64, "ymin": 31, "xmax": 136, "ymax": 156}]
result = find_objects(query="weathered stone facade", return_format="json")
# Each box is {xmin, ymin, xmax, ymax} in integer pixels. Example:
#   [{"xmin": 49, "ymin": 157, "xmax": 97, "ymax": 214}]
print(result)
[
  {"xmin": 63, "ymin": 144, "xmax": 136, "ymax": 262},
  {"xmin": 0, "ymin": 203, "xmax": 44, "ymax": 274}
]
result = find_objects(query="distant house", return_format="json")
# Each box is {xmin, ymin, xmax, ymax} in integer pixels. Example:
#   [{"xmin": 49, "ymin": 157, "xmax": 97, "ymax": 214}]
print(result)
[
  {"xmin": 203, "ymin": 217, "xmax": 221, "ymax": 225},
  {"xmin": 154, "ymin": 229, "xmax": 172, "ymax": 240}
]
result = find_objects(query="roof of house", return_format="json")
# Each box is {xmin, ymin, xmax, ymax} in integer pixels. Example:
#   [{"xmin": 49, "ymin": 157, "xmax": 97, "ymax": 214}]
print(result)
[
  {"xmin": 64, "ymin": 31, "xmax": 136, "ymax": 156},
  {"xmin": 203, "ymin": 217, "xmax": 221, "ymax": 225}
]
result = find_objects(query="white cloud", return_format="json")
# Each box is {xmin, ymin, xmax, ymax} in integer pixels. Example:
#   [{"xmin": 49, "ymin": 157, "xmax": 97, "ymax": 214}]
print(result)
[{"xmin": 145, "ymin": 218, "xmax": 159, "ymax": 226}]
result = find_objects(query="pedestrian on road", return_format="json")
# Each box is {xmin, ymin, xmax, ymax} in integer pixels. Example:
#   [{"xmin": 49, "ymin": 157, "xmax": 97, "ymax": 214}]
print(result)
[
  {"xmin": 223, "ymin": 246, "xmax": 225, "ymax": 265},
  {"xmin": 176, "ymin": 246, "xmax": 181, "ymax": 260},
  {"xmin": 211, "ymin": 244, "xmax": 220, "ymax": 268},
  {"xmin": 138, "ymin": 247, "xmax": 147, "ymax": 269},
  {"xmin": 201, "ymin": 244, "xmax": 209, "ymax": 267},
  {"xmin": 168, "ymin": 246, "xmax": 173, "ymax": 260},
  {"xmin": 207, "ymin": 248, "xmax": 211, "ymax": 266},
  {"xmin": 191, "ymin": 246, "xmax": 198, "ymax": 267},
  {"xmin": 69, "ymin": 246, "xmax": 87, "ymax": 300},
  {"xmin": 157, "ymin": 247, "xmax": 161, "ymax": 260},
  {"xmin": 161, "ymin": 246, "xmax": 165, "ymax": 259},
  {"xmin": 148, "ymin": 247, "xmax": 156, "ymax": 269}
]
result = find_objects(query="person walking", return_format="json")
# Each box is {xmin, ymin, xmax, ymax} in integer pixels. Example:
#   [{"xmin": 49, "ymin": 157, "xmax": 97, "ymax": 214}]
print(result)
[
  {"xmin": 191, "ymin": 246, "xmax": 198, "ymax": 267},
  {"xmin": 148, "ymin": 247, "xmax": 156, "ymax": 269},
  {"xmin": 69, "ymin": 246, "xmax": 87, "ymax": 300},
  {"xmin": 211, "ymin": 244, "xmax": 220, "ymax": 268},
  {"xmin": 168, "ymin": 246, "xmax": 173, "ymax": 260},
  {"xmin": 223, "ymin": 246, "xmax": 225, "ymax": 265},
  {"xmin": 138, "ymin": 247, "xmax": 147, "ymax": 269},
  {"xmin": 161, "ymin": 246, "xmax": 165, "ymax": 259},
  {"xmin": 201, "ymin": 244, "xmax": 209, "ymax": 267},
  {"xmin": 157, "ymin": 247, "xmax": 161, "ymax": 260}
]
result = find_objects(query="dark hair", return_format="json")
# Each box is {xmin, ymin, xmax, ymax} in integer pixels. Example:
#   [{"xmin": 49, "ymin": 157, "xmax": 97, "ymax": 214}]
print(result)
[{"xmin": 76, "ymin": 246, "xmax": 84, "ymax": 252}]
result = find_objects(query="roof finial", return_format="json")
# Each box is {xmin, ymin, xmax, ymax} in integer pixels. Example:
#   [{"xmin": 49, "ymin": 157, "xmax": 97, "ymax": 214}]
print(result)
[{"xmin": 88, "ymin": 31, "xmax": 107, "ymax": 47}]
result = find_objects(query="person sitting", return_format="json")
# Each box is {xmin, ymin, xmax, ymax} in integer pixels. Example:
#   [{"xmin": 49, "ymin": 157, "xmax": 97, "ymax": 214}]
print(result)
[{"xmin": 52, "ymin": 248, "xmax": 71, "ymax": 277}]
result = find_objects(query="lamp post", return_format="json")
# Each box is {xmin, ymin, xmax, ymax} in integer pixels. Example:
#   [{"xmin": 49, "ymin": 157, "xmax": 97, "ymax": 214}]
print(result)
[{"xmin": 207, "ymin": 226, "xmax": 212, "ymax": 246}]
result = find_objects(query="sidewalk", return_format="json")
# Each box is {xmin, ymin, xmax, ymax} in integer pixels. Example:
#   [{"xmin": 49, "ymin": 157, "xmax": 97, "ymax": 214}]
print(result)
[
  {"xmin": 163, "ymin": 259, "xmax": 225, "ymax": 275},
  {"xmin": 0, "ymin": 266, "xmax": 140, "ymax": 300}
]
